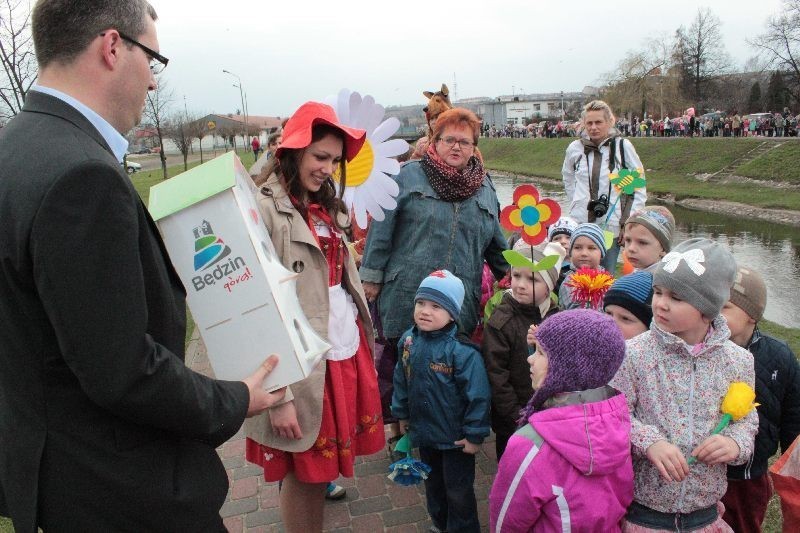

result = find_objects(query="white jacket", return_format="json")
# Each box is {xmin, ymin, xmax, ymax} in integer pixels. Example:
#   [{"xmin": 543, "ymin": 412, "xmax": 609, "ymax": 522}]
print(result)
[{"xmin": 561, "ymin": 136, "xmax": 647, "ymax": 236}]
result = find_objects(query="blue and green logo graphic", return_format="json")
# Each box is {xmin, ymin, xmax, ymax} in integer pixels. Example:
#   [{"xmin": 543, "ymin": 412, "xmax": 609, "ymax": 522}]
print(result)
[{"xmin": 193, "ymin": 220, "xmax": 231, "ymax": 271}]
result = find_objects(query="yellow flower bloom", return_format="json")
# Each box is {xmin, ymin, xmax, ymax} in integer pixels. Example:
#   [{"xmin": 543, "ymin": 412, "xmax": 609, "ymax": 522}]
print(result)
[
  {"xmin": 321, "ymin": 449, "xmax": 335, "ymax": 459},
  {"xmin": 720, "ymin": 382, "xmax": 759, "ymax": 421}
]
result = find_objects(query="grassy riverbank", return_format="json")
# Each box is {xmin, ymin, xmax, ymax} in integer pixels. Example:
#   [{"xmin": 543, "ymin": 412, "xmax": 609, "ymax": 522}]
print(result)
[{"xmin": 479, "ymin": 137, "xmax": 800, "ymax": 211}]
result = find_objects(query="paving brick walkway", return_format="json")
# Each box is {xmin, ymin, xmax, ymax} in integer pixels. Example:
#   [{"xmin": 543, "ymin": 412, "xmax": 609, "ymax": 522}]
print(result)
[{"xmin": 187, "ymin": 331, "xmax": 498, "ymax": 532}]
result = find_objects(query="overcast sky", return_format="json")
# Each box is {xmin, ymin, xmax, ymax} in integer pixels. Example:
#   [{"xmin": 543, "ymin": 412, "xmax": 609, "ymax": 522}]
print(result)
[{"xmin": 153, "ymin": 0, "xmax": 783, "ymax": 118}]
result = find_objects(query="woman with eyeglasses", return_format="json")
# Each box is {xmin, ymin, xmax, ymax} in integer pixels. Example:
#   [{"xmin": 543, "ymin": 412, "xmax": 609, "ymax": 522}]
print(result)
[{"xmin": 359, "ymin": 107, "xmax": 507, "ymax": 453}]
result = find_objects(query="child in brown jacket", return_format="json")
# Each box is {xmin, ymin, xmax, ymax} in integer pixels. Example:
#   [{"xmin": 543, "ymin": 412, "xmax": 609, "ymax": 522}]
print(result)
[{"xmin": 481, "ymin": 241, "xmax": 565, "ymax": 458}]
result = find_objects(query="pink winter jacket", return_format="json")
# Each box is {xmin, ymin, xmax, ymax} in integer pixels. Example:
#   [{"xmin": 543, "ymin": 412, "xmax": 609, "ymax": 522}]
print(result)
[{"xmin": 489, "ymin": 389, "xmax": 634, "ymax": 532}]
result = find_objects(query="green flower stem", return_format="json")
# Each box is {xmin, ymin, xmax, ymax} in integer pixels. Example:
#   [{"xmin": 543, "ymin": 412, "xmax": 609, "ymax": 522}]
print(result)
[{"xmin": 688, "ymin": 414, "xmax": 733, "ymax": 465}]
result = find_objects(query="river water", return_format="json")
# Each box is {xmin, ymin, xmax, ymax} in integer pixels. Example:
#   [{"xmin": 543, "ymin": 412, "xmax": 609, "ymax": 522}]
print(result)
[{"xmin": 492, "ymin": 174, "xmax": 800, "ymax": 329}]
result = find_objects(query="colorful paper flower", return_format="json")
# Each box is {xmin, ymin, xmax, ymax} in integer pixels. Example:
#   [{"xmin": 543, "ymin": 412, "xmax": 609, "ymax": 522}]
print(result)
[
  {"xmin": 326, "ymin": 89, "xmax": 409, "ymax": 228},
  {"xmin": 609, "ymin": 168, "xmax": 646, "ymax": 195},
  {"xmin": 564, "ymin": 267, "xmax": 615, "ymax": 309},
  {"xmin": 689, "ymin": 382, "xmax": 758, "ymax": 465},
  {"xmin": 386, "ymin": 435, "xmax": 432, "ymax": 486},
  {"xmin": 500, "ymin": 184, "xmax": 561, "ymax": 245}
]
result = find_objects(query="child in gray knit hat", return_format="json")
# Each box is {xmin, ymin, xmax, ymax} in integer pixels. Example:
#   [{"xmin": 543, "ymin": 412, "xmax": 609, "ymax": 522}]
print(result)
[
  {"xmin": 623, "ymin": 206, "xmax": 675, "ymax": 271},
  {"xmin": 611, "ymin": 238, "xmax": 758, "ymax": 531}
]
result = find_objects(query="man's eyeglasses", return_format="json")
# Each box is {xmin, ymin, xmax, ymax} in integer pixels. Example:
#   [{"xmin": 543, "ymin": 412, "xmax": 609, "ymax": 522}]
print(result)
[
  {"xmin": 437, "ymin": 136, "xmax": 474, "ymax": 149},
  {"xmin": 101, "ymin": 30, "xmax": 169, "ymax": 75}
]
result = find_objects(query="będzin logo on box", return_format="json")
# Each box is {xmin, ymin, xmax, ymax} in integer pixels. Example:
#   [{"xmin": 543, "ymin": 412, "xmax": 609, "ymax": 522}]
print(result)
[{"xmin": 191, "ymin": 220, "xmax": 253, "ymax": 293}]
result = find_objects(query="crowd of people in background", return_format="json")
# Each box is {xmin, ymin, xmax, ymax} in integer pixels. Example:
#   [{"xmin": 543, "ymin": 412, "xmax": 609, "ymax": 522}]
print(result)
[
  {"xmin": 475, "ymin": 107, "xmax": 799, "ymax": 140},
  {"xmin": 617, "ymin": 108, "xmax": 799, "ymax": 138}
]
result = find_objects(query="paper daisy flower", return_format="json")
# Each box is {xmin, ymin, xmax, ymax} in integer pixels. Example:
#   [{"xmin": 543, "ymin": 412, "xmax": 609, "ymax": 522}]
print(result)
[
  {"xmin": 609, "ymin": 168, "xmax": 646, "ymax": 195},
  {"xmin": 499, "ymin": 184, "xmax": 561, "ymax": 245},
  {"xmin": 325, "ymin": 88, "xmax": 409, "ymax": 228}
]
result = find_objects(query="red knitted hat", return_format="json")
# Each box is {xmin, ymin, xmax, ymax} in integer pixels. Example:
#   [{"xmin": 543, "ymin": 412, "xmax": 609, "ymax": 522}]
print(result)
[{"xmin": 276, "ymin": 101, "xmax": 366, "ymax": 162}]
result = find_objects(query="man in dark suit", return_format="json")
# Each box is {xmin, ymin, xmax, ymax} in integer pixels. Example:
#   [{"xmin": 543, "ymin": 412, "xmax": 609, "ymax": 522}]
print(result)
[{"xmin": 0, "ymin": 1, "xmax": 285, "ymax": 531}]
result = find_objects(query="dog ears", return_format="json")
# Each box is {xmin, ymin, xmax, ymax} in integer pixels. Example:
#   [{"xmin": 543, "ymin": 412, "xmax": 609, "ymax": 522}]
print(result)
[
  {"xmin": 423, "ymin": 91, "xmax": 434, "ymax": 98},
  {"xmin": 440, "ymin": 84, "xmax": 449, "ymax": 97}
]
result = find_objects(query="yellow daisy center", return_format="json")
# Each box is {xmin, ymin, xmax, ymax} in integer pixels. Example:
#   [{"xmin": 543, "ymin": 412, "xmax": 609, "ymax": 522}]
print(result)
[{"xmin": 336, "ymin": 139, "xmax": 375, "ymax": 187}]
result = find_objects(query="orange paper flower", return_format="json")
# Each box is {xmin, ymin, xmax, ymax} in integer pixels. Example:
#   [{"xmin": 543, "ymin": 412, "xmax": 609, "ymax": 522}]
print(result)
[
  {"xmin": 564, "ymin": 267, "xmax": 615, "ymax": 309},
  {"xmin": 500, "ymin": 184, "xmax": 561, "ymax": 245}
]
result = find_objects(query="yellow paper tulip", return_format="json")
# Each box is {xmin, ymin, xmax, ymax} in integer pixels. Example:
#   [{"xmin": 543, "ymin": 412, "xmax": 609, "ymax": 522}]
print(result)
[
  {"xmin": 720, "ymin": 382, "xmax": 760, "ymax": 421},
  {"xmin": 688, "ymin": 381, "xmax": 759, "ymax": 465}
]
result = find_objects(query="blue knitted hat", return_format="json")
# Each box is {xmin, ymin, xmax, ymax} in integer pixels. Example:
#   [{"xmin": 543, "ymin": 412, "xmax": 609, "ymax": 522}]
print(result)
[
  {"xmin": 569, "ymin": 223, "xmax": 607, "ymax": 259},
  {"xmin": 415, "ymin": 270, "xmax": 465, "ymax": 320},
  {"xmin": 603, "ymin": 271, "xmax": 654, "ymax": 327}
]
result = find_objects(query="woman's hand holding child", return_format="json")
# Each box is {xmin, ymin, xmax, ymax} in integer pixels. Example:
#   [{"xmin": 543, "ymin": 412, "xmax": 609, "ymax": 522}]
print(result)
[{"xmin": 646, "ymin": 440, "xmax": 689, "ymax": 482}]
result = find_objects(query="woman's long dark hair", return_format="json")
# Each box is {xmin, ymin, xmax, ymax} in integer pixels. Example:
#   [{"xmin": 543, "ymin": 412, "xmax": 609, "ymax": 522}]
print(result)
[{"xmin": 256, "ymin": 124, "xmax": 349, "ymax": 231}]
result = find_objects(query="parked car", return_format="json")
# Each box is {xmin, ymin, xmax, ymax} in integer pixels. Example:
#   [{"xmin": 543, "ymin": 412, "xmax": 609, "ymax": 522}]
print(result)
[
  {"xmin": 123, "ymin": 160, "xmax": 142, "ymax": 174},
  {"xmin": 132, "ymin": 147, "xmax": 150, "ymax": 155}
]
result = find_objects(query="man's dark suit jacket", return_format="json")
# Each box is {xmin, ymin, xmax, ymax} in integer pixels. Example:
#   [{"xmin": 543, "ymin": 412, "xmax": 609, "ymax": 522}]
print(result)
[{"xmin": 0, "ymin": 91, "xmax": 250, "ymax": 532}]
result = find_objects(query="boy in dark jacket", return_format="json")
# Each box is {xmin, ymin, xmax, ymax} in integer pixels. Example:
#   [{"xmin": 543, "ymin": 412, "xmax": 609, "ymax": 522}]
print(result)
[
  {"xmin": 392, "ymin": 270, "xmax": 490, "ymax": 533},
  {"xmin": 721, "ymin": 266, "xmax": 800, "ymax": 532},
  {"xmin": 482, "ymin": 242, "xmax": 565, "ymax": 459}
]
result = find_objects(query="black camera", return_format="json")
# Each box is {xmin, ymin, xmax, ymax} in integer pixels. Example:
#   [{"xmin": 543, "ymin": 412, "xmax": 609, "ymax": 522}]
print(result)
[{"xmin": 587, "ymin": 194, "xmax": 609, "ymax": 218}]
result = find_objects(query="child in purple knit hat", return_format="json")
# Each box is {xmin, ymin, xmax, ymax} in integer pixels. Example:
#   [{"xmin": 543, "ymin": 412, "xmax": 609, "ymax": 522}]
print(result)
[{"xmin": 490, "ymin": 309, "xmax": 633, "ymax": 532}]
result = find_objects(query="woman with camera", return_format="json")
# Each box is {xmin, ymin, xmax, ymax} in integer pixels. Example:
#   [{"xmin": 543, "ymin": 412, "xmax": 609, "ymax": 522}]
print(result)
[{"xmin": 561, "ymin": 100, "xmax": 647, "ymax": 271}]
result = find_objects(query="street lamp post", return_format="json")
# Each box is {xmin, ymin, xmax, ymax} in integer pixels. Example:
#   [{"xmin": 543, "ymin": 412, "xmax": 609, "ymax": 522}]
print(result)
[{"xmin": 222, "ymin": 69, "xmax": 249, "ymax": 151}]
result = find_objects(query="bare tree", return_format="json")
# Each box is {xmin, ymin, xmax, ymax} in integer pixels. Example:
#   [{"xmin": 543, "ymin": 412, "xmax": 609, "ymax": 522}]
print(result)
[
  {"xmin": 602, "ymin": 36, "xmax": 684, "ymax": 119},
  {"xmin": 674, "ymin": 8, "xmax": 732, "ymax": 103},
  {"xmin": 164, "ymin": 111, "xmax": 196, "ymax": 172},
  {"xmin": 0, "ymin": 0, "xmax": 37, "ymax": 120},
  {"xmin": 751, "ymin": 0, "xmax": 800, "ymax": 104},
  {"xmin": 142, "ymin": 77, "xmax": 172, "ymax": 178},
  {"xmin": 183, "ymin": 117, "xmax": 207, "ymax": 164}
]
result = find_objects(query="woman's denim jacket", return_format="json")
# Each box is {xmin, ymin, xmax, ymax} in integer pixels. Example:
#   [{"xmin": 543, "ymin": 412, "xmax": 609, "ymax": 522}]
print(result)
[{"xmin": 359, "ymin": 160, "xmax": 508, "ymax": 338}]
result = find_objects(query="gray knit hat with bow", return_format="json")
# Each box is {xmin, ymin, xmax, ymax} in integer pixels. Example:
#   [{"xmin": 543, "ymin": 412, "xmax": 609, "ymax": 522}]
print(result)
[{"xmin": 651, "ymin": 238, "xmax": 736, "ymax": 318}]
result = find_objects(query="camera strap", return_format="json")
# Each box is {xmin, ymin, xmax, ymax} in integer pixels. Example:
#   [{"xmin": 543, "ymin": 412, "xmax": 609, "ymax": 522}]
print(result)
[{"xmin": 583, "ymin": 138, "xmax": 612, "ymax": 222}]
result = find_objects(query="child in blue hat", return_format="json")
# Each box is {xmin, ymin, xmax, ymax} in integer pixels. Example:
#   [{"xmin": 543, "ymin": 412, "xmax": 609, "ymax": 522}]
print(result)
[{"xmin": 392, "ymin": 270, "xmax": 490, "ymax": 533}]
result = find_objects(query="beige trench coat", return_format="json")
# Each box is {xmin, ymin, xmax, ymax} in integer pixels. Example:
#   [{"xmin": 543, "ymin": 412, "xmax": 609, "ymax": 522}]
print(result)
[{"xmin": 244, "ymin": 174, "xmax": 375, "ymax": 453}]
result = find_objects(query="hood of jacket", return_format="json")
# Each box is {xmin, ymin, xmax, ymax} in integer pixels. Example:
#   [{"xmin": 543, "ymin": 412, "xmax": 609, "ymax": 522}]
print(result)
[{"xmin": 528, "ymin": 390, "xmax": 630, "ymax": 476}]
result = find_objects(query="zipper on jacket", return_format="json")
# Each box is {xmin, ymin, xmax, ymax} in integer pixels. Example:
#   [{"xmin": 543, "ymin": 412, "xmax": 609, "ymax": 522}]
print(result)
[
  {"xmin": 677, "ymin": 359, "xmax": 696, "ymax": 512},
  {"xmin": 445, "ymin": 202, "xmax": 461, "ymax": 267}
]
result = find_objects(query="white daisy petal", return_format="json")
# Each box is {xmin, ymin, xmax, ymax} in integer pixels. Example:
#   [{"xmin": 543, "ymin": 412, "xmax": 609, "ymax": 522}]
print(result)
[
  {"xmin": 374, "ymin": 157, "xmax": 400, "ymax": 176},
  {"xmin": 348, "ymin": 91, "xmax": 363, "ymax": 127},
  {"xmin": 372, "ymin": 117, "xmax": 402, "ymax": 144},
  {"xmin": 362, "ymin": 103, "xmax": 385, "ymax": 135},
  {"xmin": 376, "ymin": 138, "xmax": 410, "ymax": 159},
  {"xmin": 375, "ymin": 172, "xmax": 400, "ymax": 196},
  {"xmin": 336, "ymin": 89, "xmax": 351, "ymax": 124}
]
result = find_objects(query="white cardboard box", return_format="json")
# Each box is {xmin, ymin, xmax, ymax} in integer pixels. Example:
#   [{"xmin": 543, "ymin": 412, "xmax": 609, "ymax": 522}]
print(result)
[{"xmin": 148, "ymin": 152, "xmax": 329, "ymax": 391}]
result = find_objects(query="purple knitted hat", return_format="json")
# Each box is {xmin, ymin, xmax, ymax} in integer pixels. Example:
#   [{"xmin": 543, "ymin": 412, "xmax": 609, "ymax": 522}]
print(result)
[{"xmin": 522, "ymin": 309, "xmax": 626, "ymax": 417}]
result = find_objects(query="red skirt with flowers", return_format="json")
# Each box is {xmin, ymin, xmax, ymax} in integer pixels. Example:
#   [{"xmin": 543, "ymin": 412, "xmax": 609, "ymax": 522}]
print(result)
[{"xmin": 245, "ymin": 318, "xmax": 384, "ymax": 483}]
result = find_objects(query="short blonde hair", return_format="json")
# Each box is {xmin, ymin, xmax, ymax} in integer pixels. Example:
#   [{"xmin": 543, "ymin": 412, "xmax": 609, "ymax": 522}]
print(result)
[{"xmin": 581, "ymin": 100, "xmax": 615, "ymax": 125}]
